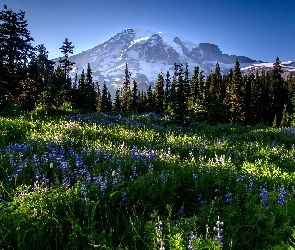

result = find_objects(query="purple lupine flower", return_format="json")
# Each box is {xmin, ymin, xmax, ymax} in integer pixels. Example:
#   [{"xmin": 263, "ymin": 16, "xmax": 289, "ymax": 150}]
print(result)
[
  {"xmin": 259, "ymin": 187, "xmax": 269, "ymax": 209},
  {"xmin": 224, "ymin": 192, "xmax": 232, "ymax": 203},
  {"xmin": 122, "ymin": 192, "xmax": 127, "ymax": 202},
  {"xmin": 278, "ymin": 184, "xmax": 287, "ymax": 205},
  {"xmin": 179, "ymin": 205, "xmax": 185, "ymax": 218},
  {"xmin": 192, "ymin": 173, "xmax": 198, "ymax": 180},
  {"xmin": 246, "ymin": 172, "xmax": 254, "ymax": 192},
  {"xmin": 188, "ymin": 232, "xmax": 197, "ymax": 250},
  {"xmin": 130, "ymin": 165, "xmax": 138, "ymax": 181},
  {"xmin": 198, "ymin": 194, "xmax": 207, "ymax": 205},
  {"xmin": 155, "ymin": 221, "xmax": 165, "ymax": 249},
  {"xmin": 213, "ymin": 217, "xmax": 224, "ymax": 247}
]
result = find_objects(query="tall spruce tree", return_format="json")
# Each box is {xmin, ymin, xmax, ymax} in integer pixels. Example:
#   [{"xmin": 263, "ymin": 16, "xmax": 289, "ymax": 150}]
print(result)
[
  {"xmin": 113, "ymin": 88, "xmax": 121, "ymax": 112},
  {"xmin": 121, "ymin": 63, "xmax": 131, "ymax": 112},
  {"xmin": 154, "ymin": 74, "xmax": 165, "ymax": 114},
  {"xmin": 190, "ymin": 66, "xmax": 200, "ymax": 102},
  {"xmin": 146, "ymin": 85, "xmax": 153, "ymax": 112},
  {"xmin": 59, "ymin": 38, "xmax": 75, "ymax": 82},
  {"xmin": 101, "ymin": 83, "xmax": 108, "ymax": 112},
  {"xmin": 131, "ymin": 80, "xmax": 139, "ymax": 112},
  {"xmin": 164, "ymin": 71, "xmax": 171, "ymax": 110},
  {"xmin": 81, "ymin": 63, "xmax": 96, "ymax": 111},
  {"xmin": 229, "ymin": 58, "xmax": 245, "ymax": 124},
  {"xmin": 174, "ymin": 63, "xmax": 189, "ymax": 125},
  {"xmin": 207, "ymin": 63, "xmax": 225, "ymax": 124},
  {"xmin": 270, "ymin": 57, "xmax": 286, "ymax": 127},
  {"xmin": 24, "ymin": 44, "xmax": 55, "ymax": 110},
  {"xmin": 0, "ymin": 5, "xmax": 35, "ymax": 105}
]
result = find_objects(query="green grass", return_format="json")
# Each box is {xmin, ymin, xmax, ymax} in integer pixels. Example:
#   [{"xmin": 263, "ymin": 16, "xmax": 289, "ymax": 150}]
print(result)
[{"xmin": 1, "ymin": 112, "xmax": 295, "ymax": 249}]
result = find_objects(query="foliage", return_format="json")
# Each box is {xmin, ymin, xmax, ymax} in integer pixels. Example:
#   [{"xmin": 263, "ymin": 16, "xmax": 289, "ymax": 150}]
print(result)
[{"xmin": 0, "ymin": 112, "xmax": 295, "ymax": 249}]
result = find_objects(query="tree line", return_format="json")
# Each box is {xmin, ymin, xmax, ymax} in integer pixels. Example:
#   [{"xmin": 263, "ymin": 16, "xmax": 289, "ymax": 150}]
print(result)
[{"xmin": 1, "ymin": 5, "xmax": 295, "ymax": 127}]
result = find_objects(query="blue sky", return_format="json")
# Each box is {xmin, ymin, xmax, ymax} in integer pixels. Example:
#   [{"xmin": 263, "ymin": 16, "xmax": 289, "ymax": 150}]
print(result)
[{"xmin": 3, "ymin": 0, "xmax": 295, "ymax": 62}]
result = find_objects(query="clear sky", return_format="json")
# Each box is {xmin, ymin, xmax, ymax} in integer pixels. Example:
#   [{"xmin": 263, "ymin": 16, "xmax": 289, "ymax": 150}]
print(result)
[{"xmin": 3, "ymin": 0, "xmax": 295, "ymax": 63}]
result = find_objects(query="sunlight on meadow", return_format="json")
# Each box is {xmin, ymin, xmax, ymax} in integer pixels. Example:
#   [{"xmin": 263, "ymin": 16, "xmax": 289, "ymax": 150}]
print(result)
[{"xmin": 1, "ymin": 112, "xmax": 295, "ymax": 249}]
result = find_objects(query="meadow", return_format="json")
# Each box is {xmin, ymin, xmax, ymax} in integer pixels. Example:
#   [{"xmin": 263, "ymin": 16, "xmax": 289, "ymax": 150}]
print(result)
[{"xmin": 1, "ymin": 111, "xmax": 295, "ymax": 249}]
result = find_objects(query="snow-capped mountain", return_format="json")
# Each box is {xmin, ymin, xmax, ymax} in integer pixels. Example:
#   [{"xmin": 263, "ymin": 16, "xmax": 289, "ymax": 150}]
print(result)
[
  {"xmin": 61, "ymin": 28, "xmax": 260, "ymax": 95},
  {"xmin": 241, "ymin": 60, "xmax": 295, "ymax": 79}
]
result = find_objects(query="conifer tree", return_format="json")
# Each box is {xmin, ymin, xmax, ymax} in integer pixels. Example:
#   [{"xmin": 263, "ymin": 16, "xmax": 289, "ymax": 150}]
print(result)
[
  {"xmin": 164, "ymin": 71, "xmax": 171, "ymax": 110},
  {"xmin": 244, "ymin": 75, "xmax": 252, "ymax": 124},
  {"xmin": 79, "ymin": 70, "xmax": 85, "ymax": 89},
  {"xmin": 0, "ymin": 5, "xmax": 35, "ymax": 104},
  {"xmin": 85, "ymin": 63, "xmax": 93, "ymax": 87},
  {"xmin": 190, "ymin": 66, "xmax": 200, "ymax": 102},
  {"xmin": 146, "ymin": 85, "xmax": 153, "ymax": 112},
  {"xmin": 24, "ymin": 44, "xmax": 55, "ymax": 110},
  {"xmin": 113, "ymin": 88, "xmax": 121, "ymax": 112},
  {"xmin": 82, "ymin": 63, "xmax": 96, "ymax": 111},
  {"xmin": 183, "ymin": 63, "xmax": 191, "ymax": 100},
  {"xmin": 101, "ymin": 83, "xmax": 108, "ymax": 112},
  {"xmin": 39, "ymin": 65, "xmax": 64, "ymax": 109},
  {"xmin": 223, "ymin": 69, "xmax": 233, "ymax": 122},
  {"xmin": 248, "ymin": 73, "xmax": 263, "ymax": 124},
  {"xmin": 270, "ymin": 57, "xmax": 286, "ymax": 127},
  {"xmin": 229, "ymin": 58, "xmax": 245, "ymax": 124},
  {"xmin": 107, "ymin": 92, "xmax": 112, "ymax": 112},
  {"xmin": 121, "ymin": 63, "xmax": 131, "ymax": 112},
  {"xmin": 154, "ymin": 74, "xmax": 165, "ymax": 114},
  {"xmin": 95, "ymin": 81, "xmax": 101, "ymax": 111},
  {"xmin": 138, "ymin": 90, "xmax": 147, "ymax": 114},
  {"xmin": 131, "ymin": 80, "xmax": 139, "ymax": 112},
  {"xmin": 207, "ymin": 63, "xmax": 225, "ymax": 124},
  {"xmin": 173, "ymin": 63, "xmax": 189, "ymax": 125},
  {"xmin": 59, "ymin": 38, "xmax": 75, "ymax": 82}
]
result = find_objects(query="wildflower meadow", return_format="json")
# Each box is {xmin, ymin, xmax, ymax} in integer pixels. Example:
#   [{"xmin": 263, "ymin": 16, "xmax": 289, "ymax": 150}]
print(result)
[{"xmin": 1, "ymin": 111, "xmax": 295, "ymax": 249}]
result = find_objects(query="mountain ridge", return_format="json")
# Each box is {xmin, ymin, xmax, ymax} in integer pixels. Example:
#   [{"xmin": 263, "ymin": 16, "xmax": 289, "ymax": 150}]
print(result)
[{"xmin": 54, "ymin": 28, "xmax": 268, "ymax": 96}]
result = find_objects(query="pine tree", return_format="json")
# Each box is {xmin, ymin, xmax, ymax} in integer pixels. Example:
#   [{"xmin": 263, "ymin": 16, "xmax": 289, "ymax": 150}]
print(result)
[
  {"xmin": 244, "ymin": 75, "xmax": 252, "ymax": 124},
  {"xmin": 248, "ymin": 73, "xmax": 263, "ymax": 124},
  {"xmin": 107, "ymin": 91, "xmax": 112, "ymax": 112},
  {"xmin": 80, "ymin": 63, "xmax": 96, "ymax": 111},
  {"xmin": 183, "ymin": 63, "xmax": 191, "ymax": 100},
  {"xmin": 121, "ymin": 63, "xmax": 131, "ymax": 113},
  {"xmin": 207, "ymin": 63, "xmax": 225, "ymax": 124},
  {"xmin": 264, "ymin": 72, "xmax": 272, "ymax": 125},
  {"xmin": 79, "ymin": 70, "xmax": 85, "ymax": 89},
  {"xmin": 131, "ymin": 80, "xmax": 139, "ymax": 112},
  {"xmin": 24, "ymin": 44, "xmax": 55, "ymax": 110},
  {"xmin": 113, "ymin": 88, "xmax": 121, "ymax": 112},
  {"xmin": 146, "ymin": 84, "xmax": 153, "ymax": 112},
  {"xmin": 39, "ymin": 65, "xmax": 64, "ymax": 109},
  {"xmin": 173, "ymin": 63, "xmax": 189, "ymax": 125},
  {"xmin": 164, "ymin": 71, "xmax": 171, "ymax": 110},
  {"xmin": 190, "ymin": 66, "xmax": 200, "ymax": 103},
  {"xmin": 154, "ymin": 74, "xmax": 165, "ymax": 114},
  {"xmin": 95, "ymin": 81, "xmax": 101, "ymax": 111},
  {"xmin": 85, "ymin": 63, "xmax": 93, "ymax": 87},
  {"xmin": 138, "ymin": 90, "xmax": 147, "ymax": 114},
  {"xmin": 101, "ymin": 83, "xmax": 108, "ymax": 112},
  {"xmin": 0, "ymin": 5, "xmax": 35, "ymax": 105},
  {"xmin": 223, "ymin": 69, "xmax": 233, "ymax": 122},
  {"xmin": 270, "ymin": 57, "xmax": 287, "ymax": 127},
  {"xmin": 229, "ymin": 58, "xmax": 245, "ymax": 124},
  {"xmin": 58, "ymin": 38, "xmax": 75, "ymax": 82}
]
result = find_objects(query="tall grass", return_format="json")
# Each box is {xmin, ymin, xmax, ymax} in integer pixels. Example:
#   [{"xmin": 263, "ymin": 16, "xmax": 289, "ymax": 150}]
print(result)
[{"xmin": 1, "ymin": 112, "xmax": 295, "ymax": 249}]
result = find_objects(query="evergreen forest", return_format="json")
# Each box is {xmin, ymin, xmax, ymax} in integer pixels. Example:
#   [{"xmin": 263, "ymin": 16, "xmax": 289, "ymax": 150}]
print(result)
[
  {"xmin": 3, "ymin": 6, "xmax": 295, "ymax": 250},
  {"xmin": 1, "ymin": 5, "xmax": 295, "ymax": 127}
]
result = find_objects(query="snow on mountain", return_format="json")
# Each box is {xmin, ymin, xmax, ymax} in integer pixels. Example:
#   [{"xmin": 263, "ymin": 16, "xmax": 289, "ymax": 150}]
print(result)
[
  {"xmin": 59, "ymin": 28, "xmax": 260, "ymax": 97},
  {"xmin": 241, "ymin": 60, "xmax": 295, "ymax": 79}
]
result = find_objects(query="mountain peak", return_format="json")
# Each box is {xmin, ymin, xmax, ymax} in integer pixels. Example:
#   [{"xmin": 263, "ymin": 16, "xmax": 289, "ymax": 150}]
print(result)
[{"xmin": 65, "ymin": 28, "xmax": 260, "ymax": 97}]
